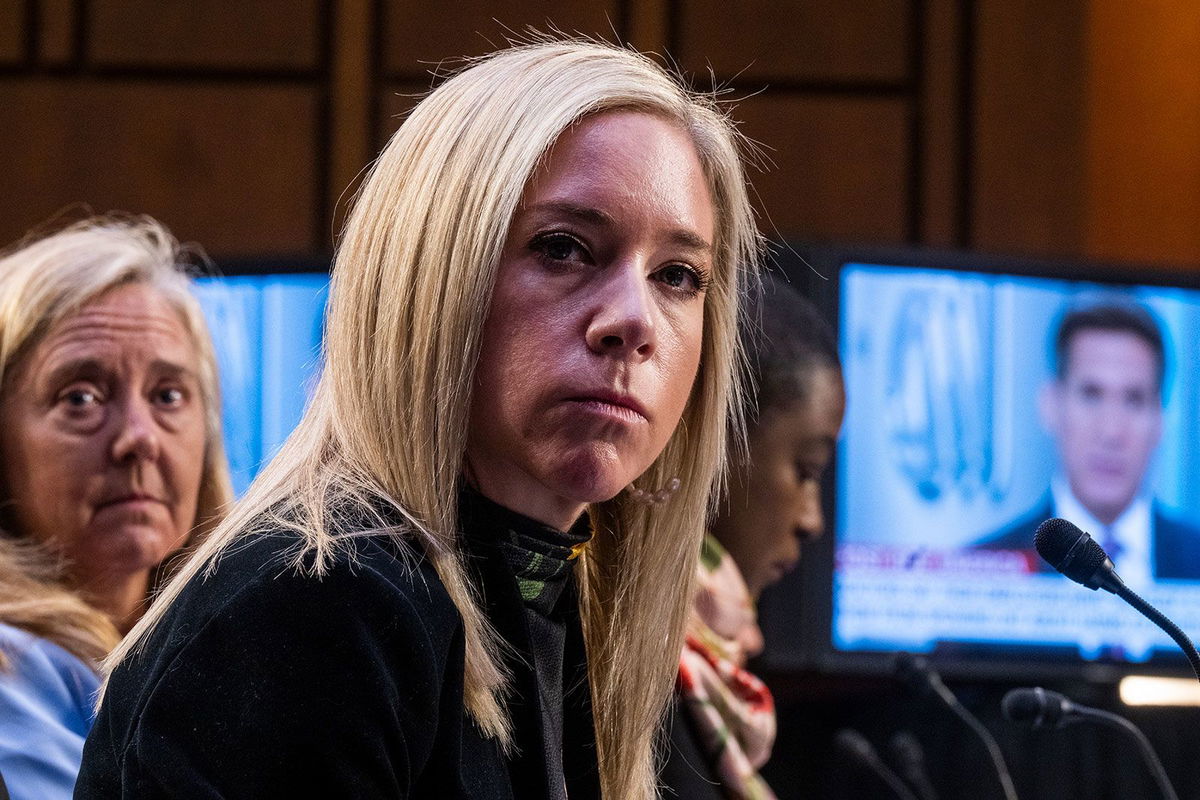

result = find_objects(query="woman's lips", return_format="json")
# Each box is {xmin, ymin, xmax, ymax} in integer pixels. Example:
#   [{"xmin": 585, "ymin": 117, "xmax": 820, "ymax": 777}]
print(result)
[
  {"xmin": 563, "ymin": 390, "xmax": 649, "ymax": 423},
  {"xmin": 773, "ymin": 559, "xmax": 799, "ymax": 582},
  {"xmin": 96, "ymin": 494, "xmax": 165, "ymax": 511}
]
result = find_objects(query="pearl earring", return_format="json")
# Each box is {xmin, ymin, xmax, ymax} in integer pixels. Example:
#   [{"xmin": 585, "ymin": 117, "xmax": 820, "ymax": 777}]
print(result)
[{"xmin": 626, "ymin": 477, "xmax": 681, "ymax": 505}]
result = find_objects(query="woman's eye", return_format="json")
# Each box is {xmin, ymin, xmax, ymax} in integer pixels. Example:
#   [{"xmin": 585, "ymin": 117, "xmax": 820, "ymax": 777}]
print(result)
[
  {"xmin": 57, "ymin": 386, "xmax": 103, "ymax": 416},
  {"xmin": 155, "ymin": 387, "xmax": 186, "ymax": 407},
  {"xmin": 63, "ymin": 389, "xmax": 98, "ymax": 407},
  {"xmin": 796, "ymin": 463, "xmax": 822, "ymax": 484},
  {"xmin": 64, "ymin": 393, "xmax": 94, "ymax": 410},
  {"xmin": 654, "ymin": 264, "xmax": 707, "ymax": 294},
  {"xmin": 531, "ymin": 233, "xmax": 588, "ymax": 264}
]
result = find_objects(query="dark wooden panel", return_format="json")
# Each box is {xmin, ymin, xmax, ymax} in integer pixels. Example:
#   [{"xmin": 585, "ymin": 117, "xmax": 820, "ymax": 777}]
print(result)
[
  {"xmin": 972, "ymin": 0, "xmax": 1087, "ymax": 256},
  {"xmin": 735, "ymin": 94, "xmax": 910, "ymax": 241},
  {"xmin": 0, "ymin": 81, "xmax": 320, "ymax": 256},
  {"xmin": 329, "ymin": 0, "xmax": 374, "ymax": 233},
  {"xmin": 0, "ymin": 1, "xmax": 23, "ymax": 63},
  {"xmin": 677, "ymin": 0, "xmax": 910, "ymax": 83},
  {"xmin": 1083, "ymin": 3, "xmax": 1200, "ymax": 266},
  {"xmin": 380, "ymin": 1, "xmax": 620, "ymax": 78},
  {"xmin": 919, "ymin": 0, "xmax": 962, "ymax": 246},
  {"xmin": 89, "ymin": 0, "xmax": 321, "ymax": 70},
  {"xmin": 376, "ymin": 83, "xmax": 431, "ymax": 149},
  {"xmin": 40, "ymin": 0, "xmax": 77, "ymax": 65},
  {"xmin": 626, "ymin": 0, "xmax": 669, "ymax": 52}
]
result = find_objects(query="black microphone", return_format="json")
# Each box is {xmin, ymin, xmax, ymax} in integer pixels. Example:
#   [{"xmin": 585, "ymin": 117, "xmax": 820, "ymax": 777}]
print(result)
[
  {"xmin": 1034, "ymin": 517, "xmax": 1200, "ymax": 682},
  {"xmin": 834, "ymin": 728, "xmax": 919, "ymax": 800},
  {"xmin": 888, "ymin": 731, "xmax": 939, "ymax": 800},
  {"xmin": 1002, "ymin": 687, "xmax": 1179, "ymax": 800},
  {"xmin": 1033, "ymin": 517, "xmax": 1121, "ymax": 592},
  {"xmin": 1000, "ymin": 686, "xmax": 1072, "ymax": 728},
  {"xmin": 895, "ymin": 653, "xmax": 1018, "ymax": 800}
]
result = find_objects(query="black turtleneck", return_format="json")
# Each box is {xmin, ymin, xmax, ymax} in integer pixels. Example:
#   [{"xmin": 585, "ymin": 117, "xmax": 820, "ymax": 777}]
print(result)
[
  {"xmin": 76, "ymin": 492, "xmax": 601, "ymax": 800},
  {"xmin": 458, "ymin": 488, "xmax": 594, "ymax": 800}
]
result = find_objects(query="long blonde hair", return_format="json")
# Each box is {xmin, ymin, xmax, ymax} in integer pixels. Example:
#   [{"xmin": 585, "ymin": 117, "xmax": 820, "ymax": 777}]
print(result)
[
  {"xmin": 0, "ymin": 215, "xmax": 234, "ymax": 664},
  {"xmin": 112, "ymin": 40, "xmax": 760, "ymax": 799}
]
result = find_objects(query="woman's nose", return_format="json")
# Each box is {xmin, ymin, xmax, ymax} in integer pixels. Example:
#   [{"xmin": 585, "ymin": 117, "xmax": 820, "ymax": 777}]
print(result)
[
  {"xmin": 796, "ymin": 480, "xmax": 825, "ymax": 541},
  {"xmin": 584, "ymin": 264, "xmax": 657, "ymax": 359},
  {"xmin": 111, "ymin": 399, "xmax": 161, "ymax": 464}
]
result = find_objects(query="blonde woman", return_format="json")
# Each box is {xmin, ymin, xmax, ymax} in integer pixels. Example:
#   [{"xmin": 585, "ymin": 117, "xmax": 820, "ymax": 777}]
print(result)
[
  {"xmin": 0, "ymin": 216, "xmax": 232, "ymax": 800},
  {"xmin": 78, "ymin": 40, "xmax": 760, "ymax": 800}
]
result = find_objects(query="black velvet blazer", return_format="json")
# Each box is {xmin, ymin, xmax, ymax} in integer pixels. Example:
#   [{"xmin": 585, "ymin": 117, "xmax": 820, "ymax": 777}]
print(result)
[{"xmin": 75, "ymin": 501, "xmax": 600, "ymax": 799}]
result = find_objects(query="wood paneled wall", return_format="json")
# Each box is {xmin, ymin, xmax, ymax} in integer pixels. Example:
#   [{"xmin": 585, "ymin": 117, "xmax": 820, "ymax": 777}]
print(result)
[
  {"xmin": 1084, "ymin": 1, "xmax": 1200, "ymax": 266},
  {"xmin": 2, "ymin": 1, "xmax": 1198, "ymax": 267}
]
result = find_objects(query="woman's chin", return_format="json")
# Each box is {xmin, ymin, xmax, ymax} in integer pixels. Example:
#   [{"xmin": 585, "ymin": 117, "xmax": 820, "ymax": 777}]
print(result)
[
  {"xmin": 547, "ymin": 450, "xmax": 641, "ymax": 506},
  {"xmin": 553, "ymin": 475, "xmax": 630, "ymax": 507}
]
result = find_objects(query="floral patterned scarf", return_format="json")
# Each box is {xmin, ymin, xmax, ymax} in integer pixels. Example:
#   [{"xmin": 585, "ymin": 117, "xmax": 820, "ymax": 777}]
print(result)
[{"xmin": 677, "ymin": 534, "xmax": 778, "ymax": 800}]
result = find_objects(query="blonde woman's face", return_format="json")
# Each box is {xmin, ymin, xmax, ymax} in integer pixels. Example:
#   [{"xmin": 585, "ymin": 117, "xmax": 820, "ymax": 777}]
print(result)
[
  {"xmin": 0, "ymin": 284, "xmax": 207, "ymax": 599},
  {"xmin": 467, "ymin": 111, "xmax": 714, "ymax": 529}
]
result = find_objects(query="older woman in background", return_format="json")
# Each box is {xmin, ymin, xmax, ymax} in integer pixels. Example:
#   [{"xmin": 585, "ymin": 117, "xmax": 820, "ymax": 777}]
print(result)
[
  {"xmin": 662, "ymin": 275, "xmax": 845, "ymax": 800},
  {"xmin": 0, "ymin": 217, "xmax": 232, "ymax": 800}
]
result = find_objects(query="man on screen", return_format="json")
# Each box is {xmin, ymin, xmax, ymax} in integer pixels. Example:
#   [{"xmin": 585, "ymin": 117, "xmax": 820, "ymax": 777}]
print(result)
[{"xmin": 981, "ymin": 302, "xmax": 1200, "ymax": 580}]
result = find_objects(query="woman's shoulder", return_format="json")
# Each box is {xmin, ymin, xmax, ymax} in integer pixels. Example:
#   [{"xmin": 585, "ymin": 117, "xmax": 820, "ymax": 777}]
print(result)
[
  {"xmin": 82, "ymin": 524, "xmax": 482, "ymax": 796},
  {"xmin": 95, "ymin": 525, "xmax": 464, "ymax": 742},
  {"xmin": 0, "ymin": 621, "xmax": 99, "ymax": 800},
  {"xmin": 138, "ymin": 524, "xmax": 462, "ymax": 671},
  {"xmin": 0, "ymin": 621, "xmax": 100, "ymax": 728},
  {"xmin": 202, "ymin": 523, "xmax": 452, "ymax": 611}
]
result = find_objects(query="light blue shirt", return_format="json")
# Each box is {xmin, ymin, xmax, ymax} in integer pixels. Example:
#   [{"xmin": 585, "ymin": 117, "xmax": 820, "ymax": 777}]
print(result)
[{"xmin": 0, "ymin": 622, "xmax": 100, "ymax": 800}]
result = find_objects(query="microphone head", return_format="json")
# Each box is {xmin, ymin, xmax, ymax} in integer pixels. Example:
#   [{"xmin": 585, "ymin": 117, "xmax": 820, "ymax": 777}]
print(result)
[
  {"xmin": 1034, "ymin": 517, "xmax": 1117, "ymax": 591},
  {"xmin": 894, "ymin": 651, "xmax": 934, "ymax": 696},
  {"xmin": 1001, "ymin": 687, "xmax": 1044, "ymax": 725},
  {"xmin": 1001, "ymin": 686, "xmax": 1070, "ymax": 729},
  {"xmin": 894, "ymin": 651, "xmax": 956, "ymax": 706},
  {"xmin": 889, "ymin": 730, "xmax": 926, "ymax": 768},
  {"xmin": 834, "ymin": 728, "xmax": 879, "ymax": 764},
  {"xmin": 1033, "ymin": 517, "xmax": 1085, "ymax": 564}
]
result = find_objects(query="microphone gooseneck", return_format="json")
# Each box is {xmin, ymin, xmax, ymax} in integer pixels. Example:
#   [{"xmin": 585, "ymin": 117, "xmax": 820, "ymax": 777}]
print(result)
[
  {"xmin": 1002, "ymin": 687, "xmax": 1179, "ymax": 800},
  {"xmin": 895, "ymin": 654, "xmax": 1018, "ymax": 800},
  {"xmin": 1034, "ymin": 517, "xmax": 1200, "ymax": 682},
  {"xmin": 834, "ymin": 728, "xmax": 919, "ymax": 800},
  {"xmin": 888, "ymin": 731, "xmax": 940, "ymax": 800},
  {"xmin": 1113, "ymin": 584, "xmax": 1200, "ymax": 683}
]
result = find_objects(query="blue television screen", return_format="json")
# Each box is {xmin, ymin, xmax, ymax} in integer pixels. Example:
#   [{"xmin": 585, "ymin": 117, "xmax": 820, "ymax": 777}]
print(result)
[
  {"xmin": 831, "ymin": 258, "xmax": 1200, "ymax": 669},
  {"xmin": 192, "ymin": 272, "xmax": 330, "ymax": 495}
]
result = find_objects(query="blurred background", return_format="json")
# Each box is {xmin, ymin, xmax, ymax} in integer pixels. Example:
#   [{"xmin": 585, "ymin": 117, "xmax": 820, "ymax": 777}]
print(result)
[
  {"xmin": 4, "ymin": 0, "xmax": 1200, "ymax": 267},
  {"xmin": 6, "ymin": 2, "xmax": 1200, "ymax": 798}
]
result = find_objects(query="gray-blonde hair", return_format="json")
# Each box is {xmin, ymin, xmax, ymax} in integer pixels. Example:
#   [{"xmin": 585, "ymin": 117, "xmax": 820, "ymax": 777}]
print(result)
[{"xmin": 112, "ymin": 40, "xmax": 760, "ymax": 799}]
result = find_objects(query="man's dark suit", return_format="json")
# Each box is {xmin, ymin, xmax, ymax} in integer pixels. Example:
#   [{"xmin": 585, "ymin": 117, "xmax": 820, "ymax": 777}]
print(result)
[{"xmin": 978, "ymin": 496, "xmax": 1200, "ymax": 580}]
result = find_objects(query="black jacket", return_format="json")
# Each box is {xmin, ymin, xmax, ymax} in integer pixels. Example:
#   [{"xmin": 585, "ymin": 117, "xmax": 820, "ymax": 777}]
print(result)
[
  {"xmin": 659, "ymin": 697, "xmax": 724, "ymax": 799},
  {"xmin": 76, "ymin": 499, "xmax": 600, "ymax": 799}
]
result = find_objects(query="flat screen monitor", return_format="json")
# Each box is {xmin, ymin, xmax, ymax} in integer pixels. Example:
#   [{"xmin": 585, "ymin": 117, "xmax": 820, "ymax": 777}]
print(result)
[
  {"xmin": 758, "ymin": 244, "xmax": 1200, "ymax": 680},
  {"xmin": 192, "ymin": 266, "xmax": 330, "ymax": 495}
]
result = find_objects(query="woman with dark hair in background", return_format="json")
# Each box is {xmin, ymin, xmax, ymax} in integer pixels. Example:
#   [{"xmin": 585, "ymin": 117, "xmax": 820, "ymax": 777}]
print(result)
[
  {"xmin": 662, "ymin": 274, "xmax": 845, "ymax": 800},
  {"xmin": 78, "ymin": 39, "xmax": 762, "ymax": 799},
  {"xmin": 0, "ymin": 216, "xmax": 232, "ymax": 800}
]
